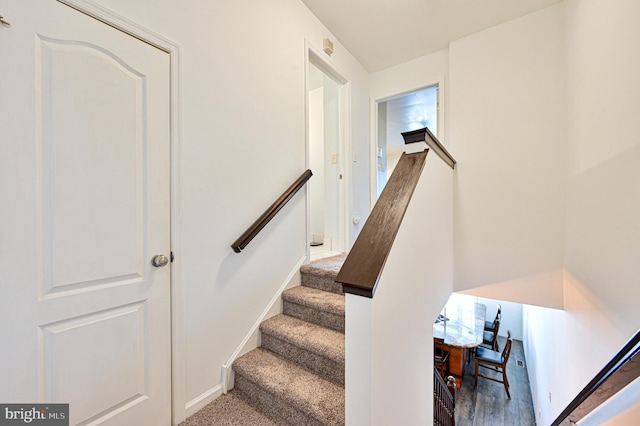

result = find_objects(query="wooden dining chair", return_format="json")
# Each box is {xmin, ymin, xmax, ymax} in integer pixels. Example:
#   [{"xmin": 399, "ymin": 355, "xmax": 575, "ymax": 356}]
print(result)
[
  {"xmin": 484, "ymin": 303, "xmax": 502, "ymax": 332},
  {"xmin": 481, "ymin": 316, "xmax": 500, "ymax": 351},
  {"xmin": 475, "ymin": 330, "xmax": 513, "ymax": 399},
  {"xmin": 434, "ymin": 338, "xmax": 450, "ymax": 378}
]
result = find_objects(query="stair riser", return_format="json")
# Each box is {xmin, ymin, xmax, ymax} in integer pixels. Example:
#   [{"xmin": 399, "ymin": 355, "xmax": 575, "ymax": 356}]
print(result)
[
  {"xmin": 283, "ymin": 301, "xmax": 345, "ymax": 333},
  {"xmin": 261, "ymin": 334, "xmax": 344, "ymax": 386},
  {"xmin": 301, "ymin": 271, "xmax": 343, "ymax": 294},
  {"xmin": 234, "ymin": 375, "xmax": 326, "ymax": 426}
]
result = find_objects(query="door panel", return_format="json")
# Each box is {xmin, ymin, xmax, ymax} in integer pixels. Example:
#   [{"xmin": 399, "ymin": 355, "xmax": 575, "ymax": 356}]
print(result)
[
  {"xmin": 0, "ymin": 1, "xmax": 171, "ymax": 424},
  {"xmin": 39, "ymin": 35, "xmax": 145, "ymax": 294},
  {"xmin": 41, "ymin": 303, "xmax": 147, "ymax": 423}
]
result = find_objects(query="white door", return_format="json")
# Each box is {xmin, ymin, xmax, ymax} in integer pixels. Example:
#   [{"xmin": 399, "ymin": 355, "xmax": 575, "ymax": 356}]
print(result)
[{"xmin": 0, "ymin": 1, "xmax": 171, "ymax": 425}]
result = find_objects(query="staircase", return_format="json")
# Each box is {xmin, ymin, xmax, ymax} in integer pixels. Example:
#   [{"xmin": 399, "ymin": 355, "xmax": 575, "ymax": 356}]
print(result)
[{"xmin": 182, "ymin": 254, "xmax": 346, "ymax": 425}]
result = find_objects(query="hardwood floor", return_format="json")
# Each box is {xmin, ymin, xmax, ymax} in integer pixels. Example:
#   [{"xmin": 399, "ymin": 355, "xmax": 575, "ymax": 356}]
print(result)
[{"xmin": 454, "ymin": 337, "xmax": 537, "ymax": 426}]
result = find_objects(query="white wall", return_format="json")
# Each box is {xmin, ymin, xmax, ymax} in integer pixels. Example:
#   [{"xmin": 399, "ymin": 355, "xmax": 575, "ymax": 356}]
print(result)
[
  {"xmin": 370, "ymin": 4, "xmax": 639, "ymax": 424},
  {"xmin": 449, "ymin": 5, "xmax": 566, "ymax": 310},
  {"xmin": 476, "ymin": 297, "xmax": 523, "ymax": 341},
  {"xmin": 525, "ymin": 1, "xmax": 640, "ymax": 424},
  {"xmin": 370, "ymin": 49, "xmax": 449, "ymax": 122},
  {"xmin": 89, "ymin": 0, "xmax": 370, "ymax": 421}
]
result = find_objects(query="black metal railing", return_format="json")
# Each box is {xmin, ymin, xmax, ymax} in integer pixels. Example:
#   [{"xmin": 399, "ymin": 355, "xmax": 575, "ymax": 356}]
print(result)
[{"xmin": 434, "ymin": 368, "xmax": 456, "ymax": 426}]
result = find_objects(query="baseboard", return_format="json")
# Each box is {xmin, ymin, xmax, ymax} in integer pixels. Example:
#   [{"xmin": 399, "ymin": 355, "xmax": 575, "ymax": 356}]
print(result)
[
  {"xmin": 221, "ymin": 254, "xmax": 307, "ymax": 393},
  {"xmin": 185, "ymin": 384, "xmax": 223, "ymax": 418}
]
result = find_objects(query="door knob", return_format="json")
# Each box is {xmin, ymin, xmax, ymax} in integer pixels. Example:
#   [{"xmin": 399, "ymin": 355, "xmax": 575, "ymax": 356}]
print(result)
[{"xmin": 151, "ymin": 254, "xmax": 169, "ymax": 268}]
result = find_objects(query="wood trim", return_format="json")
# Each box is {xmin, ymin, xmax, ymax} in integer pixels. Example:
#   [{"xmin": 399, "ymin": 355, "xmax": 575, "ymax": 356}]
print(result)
[
  {"xmin": 402, "ymin": 127, "xmax": 456, "ymax": 169},
  {"xmin": 231, "ymin": 169, "xmax": 313, "ymax": 253},
  {"xmin": 335, "ymin": 151, "xmax": 428, "ymax": 297},
  {"xmin": 552, "ymin": 330, "xmax": 640, "ymax": 426}
]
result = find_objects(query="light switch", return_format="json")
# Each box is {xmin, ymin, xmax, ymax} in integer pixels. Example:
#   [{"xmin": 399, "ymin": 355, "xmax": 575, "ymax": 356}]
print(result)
[{"xmin": 331, "ymin": 153, "xmax": 337, "ymax": 164}]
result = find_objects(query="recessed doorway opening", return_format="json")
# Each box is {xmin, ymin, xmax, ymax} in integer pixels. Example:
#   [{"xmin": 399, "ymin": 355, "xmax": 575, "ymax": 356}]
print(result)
[
  {"xmin": 376, "ymin": 85, "xmax": 439, "ymax": 197},
  {"xmin": 306, "ymin": 46, "xmax": 349, "ymax": 260}
]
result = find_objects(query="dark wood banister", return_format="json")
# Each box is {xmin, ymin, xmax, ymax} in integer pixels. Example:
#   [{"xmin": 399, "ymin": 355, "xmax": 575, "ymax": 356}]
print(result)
[
  {"xmin": 402, "ymin": 126, "xmax": 456, "ymax": 169},
  {"xmin": 231, "ymin": 169, "xmax": 313, "ymax": 253},
  {"xmin": 335, "ymin": 150, "xmax": 429, "ymax": 297},
  {"xmin": 551, "ymin": 329, "xmax": 640, "ymax": 426}
]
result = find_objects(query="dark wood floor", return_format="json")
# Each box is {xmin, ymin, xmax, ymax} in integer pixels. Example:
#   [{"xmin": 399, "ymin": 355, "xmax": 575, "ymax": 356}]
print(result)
[{"xmin": 454, "ymin": 337, "xmax": 537, "ymax": 426}]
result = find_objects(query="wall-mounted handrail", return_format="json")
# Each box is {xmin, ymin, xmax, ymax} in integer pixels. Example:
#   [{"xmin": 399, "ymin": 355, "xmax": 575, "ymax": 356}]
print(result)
[
  {"xmin": 551, "ymin": 329, "xmax": 640, "ymax": 426},
  {"xmin": 335, "ymin": 150, "xmax": 428, "ymax": 297},
  {"xmin": 402, "ymin": 127, "xmax": 456, "ymax": 169},
  {"xmin": 231, "ymin": 169, "xmax": 312, "ymax": 253}
]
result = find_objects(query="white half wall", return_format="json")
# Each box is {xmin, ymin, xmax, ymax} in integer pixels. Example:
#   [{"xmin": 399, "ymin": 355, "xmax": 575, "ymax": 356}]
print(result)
[{"xmin": 346, "ymin": 151, "xmax": 454, "ymax": 425}]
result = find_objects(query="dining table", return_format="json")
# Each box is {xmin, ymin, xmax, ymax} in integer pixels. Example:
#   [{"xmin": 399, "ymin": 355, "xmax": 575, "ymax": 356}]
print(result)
[{"xmin": 433, "ymin": 294, "xmax": 487, "ymax": 387}]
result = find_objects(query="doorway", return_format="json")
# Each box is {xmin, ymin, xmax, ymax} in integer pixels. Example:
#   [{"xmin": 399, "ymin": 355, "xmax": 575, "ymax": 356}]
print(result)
[
  {"xmin": 307, "ymin": 48, "xmax": 348, "ymax": 260},
  {"xmin": 376, "ymin": 85, "xmax": 439, "ymax": 197}
]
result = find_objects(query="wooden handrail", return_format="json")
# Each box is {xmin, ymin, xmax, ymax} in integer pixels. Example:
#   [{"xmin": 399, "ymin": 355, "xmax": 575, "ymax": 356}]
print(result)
[
  {"xmin": 402, "ymin": 127, "xmax": 456, "ymax": 169},
  {"xmin": 551, "ymin": 329, "xmax": 640, "ymax": 426},
  {"xmin": 335, "ymin": 150, "xmax": 428, "ymax": 297},
  {"xmin": 231, "ymin": 169, "xmax": 312, "ymax": 253}
]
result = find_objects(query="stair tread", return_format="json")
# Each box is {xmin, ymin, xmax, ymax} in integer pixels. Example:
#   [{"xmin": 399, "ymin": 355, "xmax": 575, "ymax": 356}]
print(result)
[
  {"xmin": 234, "ymin": 348, "xmax": 344, "ymax": 424},
  {"xmin": 282, "ymin": 286, "xmax": 345, "ymax": 316},
  {"xmin": 300, "ymin": 254, "xmax": 346, "ymax": 285},
  {"xmin": 302, "ymin": 253, "xmax": 347, "ymax": 274},
  {"xmin": 300, "ymin": 257, "xmax": 345, "ymax": 294},
  {"xmin": 260, "ymin": 314, "xmax": 344, "ymax": 362},
  {"xmin": 178, "ymin": 392, "xmax": 288, "ymax": 426}
]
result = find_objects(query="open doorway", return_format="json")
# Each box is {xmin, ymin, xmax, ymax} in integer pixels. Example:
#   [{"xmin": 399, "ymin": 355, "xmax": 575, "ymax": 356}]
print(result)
[
  {"xmin": 376, "ymin": 85, "xmax": 439, "ymax": 197},
  {"xmin": 307, "ymin": 49, "xmax": 348, "ymax": 260}
]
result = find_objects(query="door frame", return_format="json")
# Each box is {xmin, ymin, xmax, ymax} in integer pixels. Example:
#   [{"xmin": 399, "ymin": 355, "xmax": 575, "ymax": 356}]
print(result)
[
  {"xmin": 369, "ymin": 77, "xmax": 445, "ymax": 208},
  {"xmin": 57, "ymin": 1, "xmax": 185, "ymax": 423},
  {"xmin": 305, "ymin": 40, "xmax": 351, "ymax": 256}
]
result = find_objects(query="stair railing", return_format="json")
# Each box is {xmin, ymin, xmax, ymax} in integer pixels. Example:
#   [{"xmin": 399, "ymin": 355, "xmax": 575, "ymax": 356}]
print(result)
[
  {"xmin": 231, "ymin": 169, "xmax": 312, "ymax": 253},
  {"xmin": 551, "ymin": 329, "xmax": 640, "ymax": 426},
  {"xmin": 335, "ymin": 149, "xmax": 429, "ymax": 297},
  {"xmin": 335, "ymin": 127, "xmax": 455, "ymax": 297},
  {"xmin": 401, "ymin": 126, "xmax": 456, "ymax": 169},
  {"xmin": 338, "ymin": 127, "xmax": 456, "ymax": 424},
  {"xmin": 434, "ymin": 368, "xmax": 456, "ymax": 426}
]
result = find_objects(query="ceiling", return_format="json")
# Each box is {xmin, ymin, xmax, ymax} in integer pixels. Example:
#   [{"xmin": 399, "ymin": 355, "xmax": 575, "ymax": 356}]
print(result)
[{"xmin": 302, "ymin": 0, "xmax": 562, "ymax": 73}]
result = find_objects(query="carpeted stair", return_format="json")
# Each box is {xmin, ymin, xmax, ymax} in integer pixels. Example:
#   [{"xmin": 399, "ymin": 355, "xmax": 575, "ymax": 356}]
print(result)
[{"xmin": 180, "ymin": 254, "xmax": 346, "ymax": 426}]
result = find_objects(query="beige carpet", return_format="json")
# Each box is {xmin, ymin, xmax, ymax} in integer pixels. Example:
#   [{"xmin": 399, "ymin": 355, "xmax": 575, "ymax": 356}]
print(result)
[
  {"xmin": 308, "ymin": 253, "xmax": 347, "ymax": 273},
  {"xmin": 178, "ymin": 392, "xmax": 287, "ymax": 426},
  {"xmin": 181, "ymin": 254, "xmax": 347, "ymax": 425}
]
